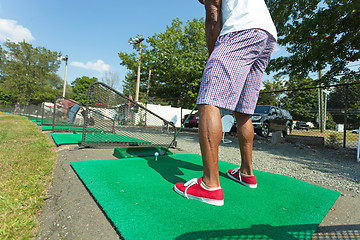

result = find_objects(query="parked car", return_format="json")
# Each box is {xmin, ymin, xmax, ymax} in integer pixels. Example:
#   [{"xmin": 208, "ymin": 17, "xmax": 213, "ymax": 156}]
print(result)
[
  {"xmin": 182, "ymin": 112, "xmax": 199, "ymax": 128},
  {"xmin": 251, "ymin": 105, "xmax": 293, "ymax": 137},
  {"xmin": 352, "ymin": 129, "xmax": 359, "ymax": 134},
  {"xmin": 294, "ymin": 121, "xmax": 310, "ymax": 131}
]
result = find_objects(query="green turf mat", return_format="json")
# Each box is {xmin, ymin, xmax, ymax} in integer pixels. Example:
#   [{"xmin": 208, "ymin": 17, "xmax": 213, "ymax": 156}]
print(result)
[
  {"xmin": 36, "ymin": 121, "xmax": 53, "ymax": 126},
  {"xmin": 42, "ymin": 125, "xmax": 76, "ymax": 131},
  {"xmin": 51, "ymin": 133, "xmax": 82, "ymax": 145},
  {"xmin": 113, "ymin": 146, "xmax": 173, "ymax": 159},
  {"xmin": 71, "ymin": 154, "xmax": 340, "ymax": 240},
  {"xmin": 51, "ymin": 133, "xmax": 150, "ymax": 145},
  {"xmin": 84, "ymin": 134, "xmax": 151, "ymax": 144},
  {"xmin": 42, "ymin": 125, "xmax": 102, "ymax": 133}
]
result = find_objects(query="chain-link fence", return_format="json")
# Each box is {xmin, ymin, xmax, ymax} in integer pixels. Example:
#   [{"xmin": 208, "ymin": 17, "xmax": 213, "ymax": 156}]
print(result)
[
  {"xmin": 154, "ymin": 82, "xmax": 360, "ymax": 150},
  {"xmin": 1, "ymin": 81, "xmax": 358, "ymax": 150},
  {"xmin": 0, "ymin": 103, "xmax": 43, "ymax": 122},
  {"xmin": 258, "ymin": 82, "xmax": 360, "ymax": 149},
  {"xmin": 81, "ymin": 82, "xmax": 177, "ymax": 148}
]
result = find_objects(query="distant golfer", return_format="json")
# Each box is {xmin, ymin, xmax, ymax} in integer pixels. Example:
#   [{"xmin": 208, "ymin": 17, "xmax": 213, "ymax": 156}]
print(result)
[
  {"xmin": 59, "ymin": 99, "xmax": 81, "ymax": 124},
  {"xmin": 174, "ymin": 0, "xmax": 277, "ymax": 206},
  {"xmin": 14, "ymin": 102, "xmax": 20, "ymax": 113}
]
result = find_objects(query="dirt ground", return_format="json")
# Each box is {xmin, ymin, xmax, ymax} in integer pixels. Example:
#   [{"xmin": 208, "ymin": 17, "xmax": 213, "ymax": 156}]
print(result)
[{"xmin": 33, "ymin": 131, "xmax": 360, "ymax": 240}]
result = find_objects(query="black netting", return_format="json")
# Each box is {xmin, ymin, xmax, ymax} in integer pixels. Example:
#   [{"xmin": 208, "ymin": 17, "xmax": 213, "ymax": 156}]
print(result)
[
  {"xmin": 51, "ymin": 97, "xmax": 85, "ymax": 132},
  {"xmin": 40, "ymin": 102, "xmax": 55, "ymax": 125},
  {"xmin": 81, "ymin": 82, "xmax": 176, "ymax": 148},
  {"xmin": 24, "ymin": 104, "xmax": 41, "ymax": 121}
]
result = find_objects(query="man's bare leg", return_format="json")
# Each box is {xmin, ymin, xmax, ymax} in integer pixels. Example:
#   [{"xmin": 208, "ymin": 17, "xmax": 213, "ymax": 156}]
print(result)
[
  {"xmin": 198, "ymin": 104, "xmax": 222, "ymax": 188},
  {"xmin": 233, "ymin": 112, "xmax": 254, "ymax": 176}
]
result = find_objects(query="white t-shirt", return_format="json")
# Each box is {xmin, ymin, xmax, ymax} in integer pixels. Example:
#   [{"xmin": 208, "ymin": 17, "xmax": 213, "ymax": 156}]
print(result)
[{"xmin": 220, "ymin": 0, "xmax": 277, "ymax": 40}]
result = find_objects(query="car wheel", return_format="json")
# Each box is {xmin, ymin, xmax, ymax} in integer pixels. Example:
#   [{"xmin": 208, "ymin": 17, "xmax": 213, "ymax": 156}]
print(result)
[
  {"xmin": 283, "ymin": 125, "xmax": 291, "ymax": 137},
  {"xmin": 259, "ymin": 123, "xmax": 270, "ymax": 138}
]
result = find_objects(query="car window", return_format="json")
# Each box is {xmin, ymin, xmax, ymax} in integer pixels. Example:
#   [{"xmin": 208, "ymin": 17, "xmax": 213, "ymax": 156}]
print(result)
[
  {"xmin": 219, "ymin": 108, "xmax": 233, "ymax": 116},
  {"xmin": 280, "ymin": 109, "xmax": 292, "ymax": 119},
  {"xmin": 269, "ymin": 107, "xmax": 276, "ymax": 115},
  {"xmin": 254, "ymin": 105, "xmax": 270, "ymax": 114}
]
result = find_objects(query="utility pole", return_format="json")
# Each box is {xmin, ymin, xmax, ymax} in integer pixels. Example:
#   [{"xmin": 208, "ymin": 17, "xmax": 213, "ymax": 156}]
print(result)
[
  {"xmin": 129, "ymin": 35, "xmax": 145, "ymax": 102},
  {"xmin": 146, "ymin": 70, "xmax": 152, "ymax": 101},
  {"xmin": 135, "ymin": 41, "xmax": 142, "ymax": 102},
  {"xmin": 62, "ymin": 55, "xmax": 68, "ymax": 97}
]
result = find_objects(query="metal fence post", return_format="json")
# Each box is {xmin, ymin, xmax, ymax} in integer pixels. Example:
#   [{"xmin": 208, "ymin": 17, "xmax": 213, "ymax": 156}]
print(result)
[
  {"xmin": 357, "ymin": 127, "xmax": 360, "ymax": 162},
  {"xmin": 343, "ymin": 85, "xmax": 348, "ymax": 148}
]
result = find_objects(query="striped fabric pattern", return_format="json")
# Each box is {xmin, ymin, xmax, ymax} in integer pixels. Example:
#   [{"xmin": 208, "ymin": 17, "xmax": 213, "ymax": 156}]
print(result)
[{"xmin": 197, "ymin": 29, "xmax": 276, "ymax": 114}]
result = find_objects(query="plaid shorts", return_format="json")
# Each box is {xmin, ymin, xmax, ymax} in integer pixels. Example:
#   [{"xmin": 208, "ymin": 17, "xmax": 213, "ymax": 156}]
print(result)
[{"xmin": 197, "ymin": 29, "xmax": 277, "ymax": 114}]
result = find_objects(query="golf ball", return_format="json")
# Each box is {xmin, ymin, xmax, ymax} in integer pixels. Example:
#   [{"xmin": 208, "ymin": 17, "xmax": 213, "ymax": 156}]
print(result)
[{"xmin": 155, "ymin": 152, "xmax": 159, "ymax": 157}]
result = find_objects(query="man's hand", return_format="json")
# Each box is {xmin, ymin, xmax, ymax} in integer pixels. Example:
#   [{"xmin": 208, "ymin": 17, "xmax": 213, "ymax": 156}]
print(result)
[{"xmin": 198, "ymin": 0, "xmax": 205, "ymax": 4}]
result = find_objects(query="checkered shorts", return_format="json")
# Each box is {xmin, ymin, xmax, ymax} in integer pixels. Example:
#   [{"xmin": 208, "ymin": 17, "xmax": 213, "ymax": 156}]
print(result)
[{"xmin": 196, "ymin": 29, "xmax": 277, "ymax": 114}]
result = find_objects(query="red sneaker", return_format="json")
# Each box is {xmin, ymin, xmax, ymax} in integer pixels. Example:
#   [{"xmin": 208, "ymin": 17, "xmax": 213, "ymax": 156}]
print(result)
[
  {"xmin": 174, "ymin": 178, "xmax": 224, "ymax": 206},
  {"xmin": 227, "ymin": 168, "xmax": 257, "ymax": 188}
]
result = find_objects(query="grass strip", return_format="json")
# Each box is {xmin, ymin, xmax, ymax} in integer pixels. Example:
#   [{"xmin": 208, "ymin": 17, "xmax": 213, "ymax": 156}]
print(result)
[{"xmin": 0, "ymin": 113, "xmax": 57, "ymax": 239}]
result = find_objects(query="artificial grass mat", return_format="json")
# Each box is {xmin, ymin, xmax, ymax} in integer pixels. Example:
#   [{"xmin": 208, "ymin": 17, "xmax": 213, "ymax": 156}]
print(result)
[
  {"xmin": 51, "ymin": 133, "xmax": 150, "ymax": 145},
  {"xmin": 42, "ymin": 125, "xmax": 102, "ymax": 133},
  {"xmin": 71, "ymin": 154, "xmax": 340, "ymax": 240}
]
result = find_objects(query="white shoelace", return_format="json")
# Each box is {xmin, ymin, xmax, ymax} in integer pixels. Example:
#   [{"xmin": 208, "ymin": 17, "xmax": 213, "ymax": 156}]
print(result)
[
  {"xmin": 231, "ymin": 168, "xmax": 242, "ymax": 181},
  {"xmin": 183, "ymin": 178, "xmax": 198, "ymax": 199}
]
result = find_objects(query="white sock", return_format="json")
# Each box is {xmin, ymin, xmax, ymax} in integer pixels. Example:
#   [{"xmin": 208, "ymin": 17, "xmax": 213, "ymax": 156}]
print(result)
[{"xmin": 201, "ymin": 181, "xmax": 222, "ymax": 191}]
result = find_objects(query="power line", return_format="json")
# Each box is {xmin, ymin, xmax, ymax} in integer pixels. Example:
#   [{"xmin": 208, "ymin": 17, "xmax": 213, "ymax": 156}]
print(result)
[{"xmin": 261, "ymin": 81, "xmax": 360, "ymax": 94}]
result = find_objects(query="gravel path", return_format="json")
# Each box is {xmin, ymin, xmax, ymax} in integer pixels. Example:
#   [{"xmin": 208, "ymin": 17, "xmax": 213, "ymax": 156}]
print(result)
[{"xmin": 176, "ymin": 131, "xmax": 360, "ymax": 194}]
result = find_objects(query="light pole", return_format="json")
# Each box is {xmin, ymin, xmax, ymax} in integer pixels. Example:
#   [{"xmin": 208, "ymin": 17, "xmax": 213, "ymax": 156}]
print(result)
[
  {"xmin": 61, "ymin": 55, "xmax": 69, "ymax": 97},
  {"xmin": 323, "ymin": 89, "xmax": 330, "ymax": 130},
  {"xmin": 128, "ymin": 35, "xmax": 144, "ymax": 102},
  {"xmin": 146, "ymin": 69, "xmax": 152, "ymax": 101}
]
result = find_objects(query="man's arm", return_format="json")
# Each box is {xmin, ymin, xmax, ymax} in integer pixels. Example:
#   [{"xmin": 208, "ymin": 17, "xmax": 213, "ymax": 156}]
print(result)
[{"xmin": 204, "ymin": 0, "xmax": 222, "ymax": 55}]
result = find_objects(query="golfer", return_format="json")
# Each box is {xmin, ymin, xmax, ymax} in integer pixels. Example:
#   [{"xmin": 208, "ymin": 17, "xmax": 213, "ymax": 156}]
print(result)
[
  {"xmin": 59, "ymin": 99, "xmax": 81, "ymax": 124},
  {"xmin": 174, "ymin": 0, "xmax": 277, "ymax": 206}
]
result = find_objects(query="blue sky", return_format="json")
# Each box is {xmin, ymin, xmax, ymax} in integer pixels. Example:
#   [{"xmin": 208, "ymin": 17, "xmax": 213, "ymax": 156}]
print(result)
[{"xmin": 0, "ymin": 0, "xmax": 288, "ymax": 93}]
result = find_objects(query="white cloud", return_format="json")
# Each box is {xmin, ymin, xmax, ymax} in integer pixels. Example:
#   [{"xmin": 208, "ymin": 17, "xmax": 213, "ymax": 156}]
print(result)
[
  {"xmin": 71, "ymin": 60, "xmax": 111, "ymax": 73},
  {"xmin": 0, "ymin": 19, "xmax": 35, "ymax": 42}
]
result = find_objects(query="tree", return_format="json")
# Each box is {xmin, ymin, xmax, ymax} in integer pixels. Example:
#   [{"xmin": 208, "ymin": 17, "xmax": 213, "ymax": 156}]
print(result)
[
  {"xmin": 282, "ymin": 77, "xmax": 319, "ymax": 122},
  {"xmin": 101, "ymin": 70, "xmax": 121, "ymax": 91},
  {"xmin": 266, "ymin": 0, "xmax": 360, "ymax": 84},
  {"xmin": 119, "ymin": 18, "xmax": 208, "ymax": 108},
  {"xmin": 0, "ymin": 40, "xmax": 62, "ymax": 104},
  {"xmin": 327, "ymin": 81, "xmax": 360, "ymax": 128},
  {"xmin": 257, "ymin": 75, "xmax": 287, "ymax": 106},
  {"xmin": 69, "ymin": 76, "xmax": 98, "ymax": 105}
]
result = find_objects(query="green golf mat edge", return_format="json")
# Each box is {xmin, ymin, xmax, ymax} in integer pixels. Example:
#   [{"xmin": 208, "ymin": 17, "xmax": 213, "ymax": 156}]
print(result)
[{"xmin": 51, "ymin": 133, "xmax": 150, "ymax": 146}]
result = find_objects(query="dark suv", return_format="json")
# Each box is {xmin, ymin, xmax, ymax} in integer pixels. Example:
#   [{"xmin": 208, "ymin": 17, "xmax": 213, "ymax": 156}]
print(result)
[{"xmin": 251, "ymin": 105, "xmax": 293, "ymax": 137}]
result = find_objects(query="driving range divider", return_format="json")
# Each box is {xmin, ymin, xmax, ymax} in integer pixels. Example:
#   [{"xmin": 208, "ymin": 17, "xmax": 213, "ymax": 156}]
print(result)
[
  {"xmin": 80, "ymin": 82, "xmax": 177, "ymax": 152},
  {"xmin": 50, "ymin": 96, "xmax": 88, "ymax": 132}
]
